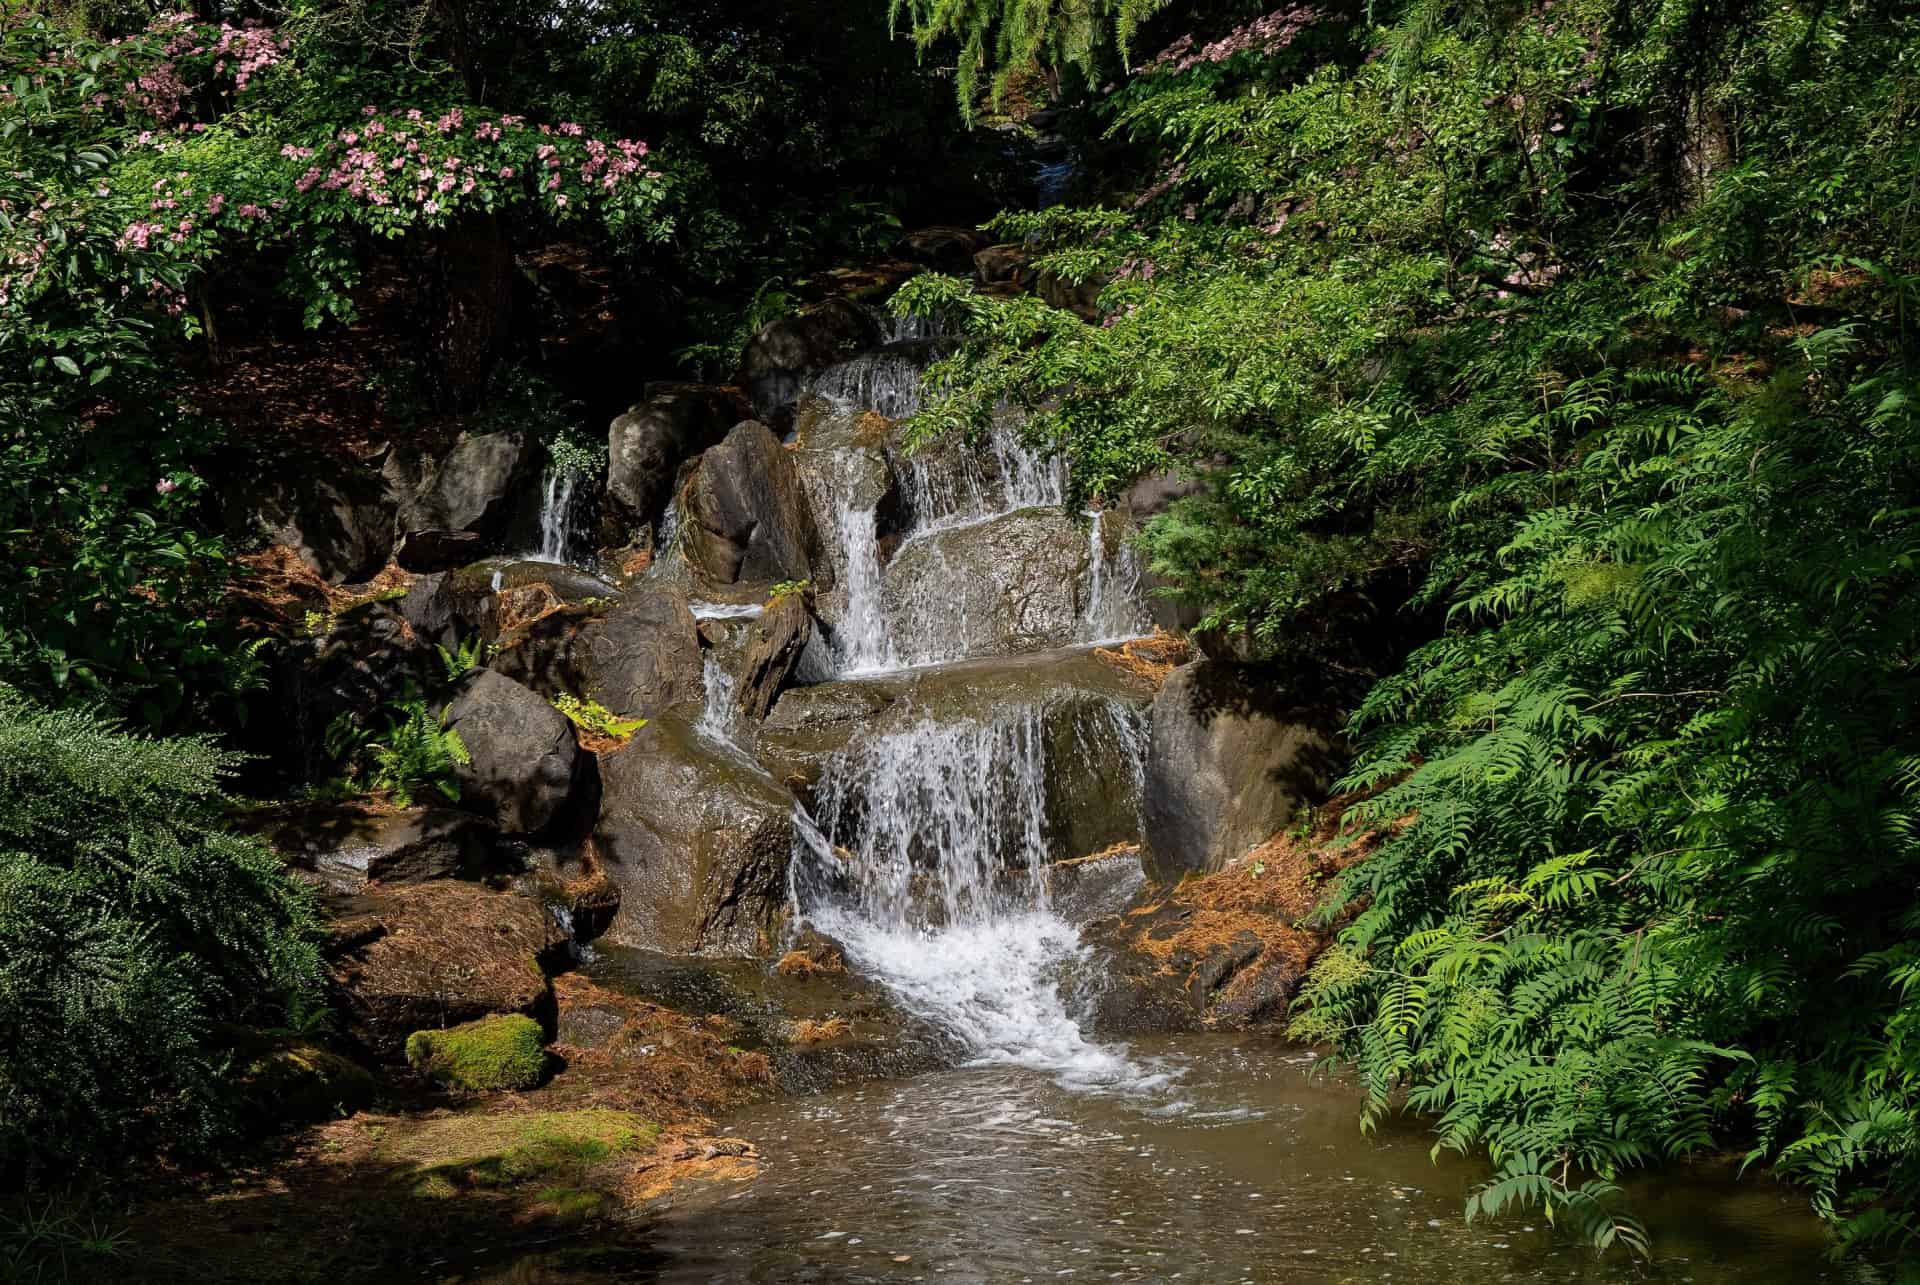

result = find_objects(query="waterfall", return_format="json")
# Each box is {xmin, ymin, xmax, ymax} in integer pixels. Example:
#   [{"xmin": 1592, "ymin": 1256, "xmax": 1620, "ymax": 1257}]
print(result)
[
  {"xmin": 1079, "ymin": 509, "xmax": 1152, "ymax": 643},
  {"xmin": 806, "ymin": 348, "xmax": 927, "ymax": 419},
  {"xmin": 695, "ymin": 652, "xmax": 741, "ymax": 746},
  {"xmin": 791, "ymin": 707, "xmax": 1163, "ymax": 1092},
  {"xmin": 899, "ymin": 422, "xmax": 1067, "ymax": 535},
  {"xmin": 534, "ymin": 469, "xmax": 577, "ymax": 564}
]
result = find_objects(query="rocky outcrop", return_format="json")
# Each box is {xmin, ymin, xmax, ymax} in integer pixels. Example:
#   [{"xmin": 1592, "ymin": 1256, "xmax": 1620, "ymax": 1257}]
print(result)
[
  {"xmin": 577, "ymin": 585, "xmax": 703, "ymax": 720},
  {"xmin": 246, "ymin": 802, "xmax": 499, "ymax": 892},
  {"xmin": 327, "ymin": 880, "xmax": 568, "ymax": 1060},
  {"xmin": 894, "ymin": 225, "xmax": 991, "ymax": 275},
  {"xmin": 606, "ymin": 383, "xmax": 752, "ymax": 537},
  {"xmin": 280, "ymin": 602, "xmax": 435, "ymax": 780},
  {"xmin": 589, "ymin": 716, "xmax": 794, "ymax": 956},
  {"xmin": 679, "ymin": 421, "xmax": 828, "ymax": 590},
  {"xmin": 443, "ymin": 669, "xmax": 584, "ymax": 835},
  {"xmin": 234, "ymin": 453, "xmax": 396, "ymax": 583},
  {"xmin": 737, "ymin": 298, "xmax": 880, "ymax": 423},
  {"xmin": 401, "ymin": 559, "xmax": 616, "ymax": 649},
  {"xmin": 418, "ymin": 430, "xmax": 532, "ymax": 539},
  {"xmin": 394, "ymin": 528, "xmax": 486, "ymax": 573},
  {"xmin": 1140, "ymin": 660, "xmax": 1343, "ymax": 882},
  {"xmin": 973, "ymin": 242, "xmax": 1031, "ymax": 287},
  {"xmin": 878, "ymin": 506, "xmax": 1089, "ymax": 662},
  {"xmin": 734, "ymin": 592, "xmax": 814, "ymax": 721}
]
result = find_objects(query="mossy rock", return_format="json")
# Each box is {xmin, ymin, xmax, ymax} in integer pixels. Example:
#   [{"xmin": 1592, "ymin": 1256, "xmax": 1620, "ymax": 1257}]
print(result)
[
  {"xmin": 405, "ymin": 1014, "xmax": 547, "ymax": 1091},
  {"xmin": 234, "ymin": 1035, "xmax": 377, "ymax": 1129},
  {"xmin": 375, "ymin": 1108, "xmax": 661, "ymax": 1201}
]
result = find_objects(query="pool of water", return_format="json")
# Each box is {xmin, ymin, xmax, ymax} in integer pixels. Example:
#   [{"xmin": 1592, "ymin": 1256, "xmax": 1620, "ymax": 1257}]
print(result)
[{"xmin": 464, "ymin": 1035, "xmax": 1850, "ymax": 1283}]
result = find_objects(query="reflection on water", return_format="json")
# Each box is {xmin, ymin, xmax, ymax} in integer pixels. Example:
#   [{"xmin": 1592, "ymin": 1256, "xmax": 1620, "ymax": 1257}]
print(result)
[{"xmin": 456, "ymin": 1036, "xmax": 1850, "ymax": 1284}]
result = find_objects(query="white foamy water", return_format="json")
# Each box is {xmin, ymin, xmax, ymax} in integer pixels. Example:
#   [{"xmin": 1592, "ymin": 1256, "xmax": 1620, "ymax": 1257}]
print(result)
[
  {"xmin": 690, "ymin": 601, "xmax": 765, "ymax": 621},
  {"xmin": 696, "ymin": 651, "xmax": 742, "ymax": 747},
  {"xmin": 1080, "ymin": 508, "xmax": 1153, "ymax": 643},
  {"xmin": 791, "ymin": 708, "xmax": 1164, "ymax": 1095},
  {"xmin": 534, "ymin": 468, "xmax": 578, "ymax": 564},
  {"xmin": 805, "ymin": 348, "xmax": 928, "ymax": 419},
  {"xmin": 898, "ymin": 422, "xmax": 1067, "ymax": 536}
]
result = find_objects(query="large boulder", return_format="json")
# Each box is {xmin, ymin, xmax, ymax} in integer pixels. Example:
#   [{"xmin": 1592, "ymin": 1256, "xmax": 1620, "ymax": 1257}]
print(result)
[
  {"xmin": 244, "ymin": 802, "xmax": 499, "ymax": 893},
  {"xmin": 418, "ymin": 430, "xmax": 532, "ymax": 539},
  {"xmin": 878, "ymin": 506, "xmax": 1089, "ymax": 664},
  {"xmin": 736, "ymin": 298, "xmax": 881, "ymax": 423},
  {"xmin": 679, "ymin": 421, "xmax": 828, "ymax": 590},
  {"xmin": 443, "ymin": 669, "xmax": 584, "ymax": 836},
  {"xmin": 401, "ymin": 559, "xmax": 616, "ymax": 649},
  {"xmin": 893, "ymin": 226, "xmax": 991, "ymax": 276},
  {"xmin": 589, "ymin": 716, "xmax": 795, "ymax": 956},
  {"xmin": 233, "ymin": 453, "xmax": 396, "ymax": 584},
  {"xmin": 327, "ymin": 880, "xmax": 568, "ymax": 1060},
  {"xmin": 1140, "ymin": 661, "xmax": 1343, "ymax": 882},
  {"xmin": 605, "ymin": 383, "xmax": 750, "ymax": 537},
  {"xmin": 578, "ymin": 585, "xmax": 703, "ymax": 720}
]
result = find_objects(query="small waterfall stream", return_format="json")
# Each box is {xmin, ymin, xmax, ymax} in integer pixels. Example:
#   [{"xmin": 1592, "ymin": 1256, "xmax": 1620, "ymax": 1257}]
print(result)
[{"xmin": 534, "ymin": 468, "xmax": 579, "ymax": 563}]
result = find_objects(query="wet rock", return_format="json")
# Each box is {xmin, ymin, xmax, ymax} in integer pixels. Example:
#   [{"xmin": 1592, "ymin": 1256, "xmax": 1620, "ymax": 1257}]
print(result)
[
  {"xmin": 734, "ymin": 593, "xmax": 814, "ymax": 722},
  {"xmin": 233, "ymin": 453, "xmax": 396, "ymax": 584},
  {"xmin": 402, "ymin": 559, "xmax": 616, "ymax": 650},
  {"xmin": 577, "ymin": 585, "xmax": 703, "ymax": 720},
  {"xmin": 327, "ymin": 880, "xmax": 567, "ymax": 1060},
  {"xmin": 244, "ymin": 802, "xmax": 500, "ymax": 893},
  {"xmin": 1042, "ymin": 845, "xmax": 1147, "ymax": 927},
  {"xmin": 679, "ymin": 421, "xmax": 828, "ymax": 590},
  {"xmin": 589, "ymin": 715, "xmax": 795, "ymax": 956},
  {"xmin": 894, "ymin": 226, "xmax": 991, "ymax": 275},
  {"xmin": 974, "ymin": 242, "xmax": 1032, "ymax": 286},
  {"xmin": 1141, "ymin": 661, "xmax": 1344, "ymax": 881},
  {"xmin": 394, "ymin": 528, "xmax": 486, "ymax": 573},
  {"xmin": 443, "ymin": 669, "xmax": 584, "ymax": 835},
  {"xmin": 606, "ymin": 383, "xmax": 752, "ymax": 536},
  {"xmin": 879, "ymin": 507, "xmax": 1089, "ymax": 662},
  {"xmin": 737, "ymin": 297, "xmax": 881, "ymax": 423}
]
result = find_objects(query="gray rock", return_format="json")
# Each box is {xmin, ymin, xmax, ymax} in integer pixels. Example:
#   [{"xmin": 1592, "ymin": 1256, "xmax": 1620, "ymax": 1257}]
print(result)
[
  {"xmin": 401, "ymin": 559, "xmax": 617, "ymax": 650},
  {"xmin": 243, "ymin": 803, "xmax": 499, "ymax": 893},
  {"xmin": 973, "ymin": 243, "xmax": 1031, "ymax": 286},
  {"xmin": 606, "ymin": 383, "xmax": 751, "ymax": 536},
  {"xmin": 413, "ymin": 431, "xmax": 533, "ymax": 540},
  {"xmin": 234, "ymin": 453, "xmax": 396, "ymax": 583},
  {"xmin": 590, "ymin": 715, "xmax": 795, "ymax": 955},
  {"xmin": 734, "ymin": 593, "xmax": 814, "ymax": 722},
  {"xmin": 394, "ymin": 528, "xmax": 486, "ymax": 573},
  {"xmin": 879, "ymin": 507, "xmax": 1089, "ymax": 662},
  {"xmin": 1140, "ymin": 661, "xmax": 1343, "ymax": 882},
  {"xmin": 680, "ymin": 421, "xmax": 828, "ymax": 590},
  {"xmin": 894, "ymin": 226, "xmax": 990, "ymax": 275},
  {"xmin": 737, "ymin": 298, "xmax": 880, "ymax": 423},
  {"xmin": 443, "ymin": 669, "xmax": 583, "ymax": 835},
  {"xmin": 577, "ymin": 584, "xmax": 703, "ymax": 719}
]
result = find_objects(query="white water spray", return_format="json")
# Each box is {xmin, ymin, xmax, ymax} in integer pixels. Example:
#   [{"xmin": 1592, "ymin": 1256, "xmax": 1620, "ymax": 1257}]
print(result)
[{"xmin": 533, "ymin": 469, "xmax": 578, "ymax": 564}]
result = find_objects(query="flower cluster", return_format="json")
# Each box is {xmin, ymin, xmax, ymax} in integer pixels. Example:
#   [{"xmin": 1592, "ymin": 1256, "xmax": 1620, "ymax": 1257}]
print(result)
[
  {"xmin": 1143, "ymin": 6, "xmax": 1321, "ymax": 75},
  {"xmin": 118, "ymin": 12, "xmax": 287, "ymax": 123}
]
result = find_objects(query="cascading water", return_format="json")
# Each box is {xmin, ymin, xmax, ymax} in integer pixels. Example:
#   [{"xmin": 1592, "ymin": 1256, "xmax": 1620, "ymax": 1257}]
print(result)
[
  {"xmin": 533, "ymin": 468, "xmax": 578, "ymax": 564},
  {"xmin": 790, "ymin": 705, "xmax": 1167, "ymax": 1093},
  {"xmin": 696, "ymin": 652, "xmax": 743, "ymax": 748},
  {"xmin": 1079, "ymin": 509, "xmax": 1153, "ymax": 643},
  {"xmin": 898, "ymin": 422, "xmax": 1067, "ymax": 535},
  {"xmin": 805, "ymin": 348, "xmax": 928, "ymax": 419}
]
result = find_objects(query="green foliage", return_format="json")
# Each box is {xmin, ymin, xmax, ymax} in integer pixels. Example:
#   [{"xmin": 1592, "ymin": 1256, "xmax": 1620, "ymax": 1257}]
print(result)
[
  {"xmin": 325, "ymin": 698, "xmax": 470, "ymax": 806},
  {"xmin": 889, "ymin": 0, "xmax": 1170, "ymax": 115},
  {"xmin": 0, "ymin": 686, "xmax": 324, "ymax": 1175},
  {"xmin": 551, "ymin": 693, "xmax": 645, "ymax": 743},
  {"xmin": 766, "ymin": 579, "xmax": 812, "ymax": 604},
  {"xmin": 436, "ymin": 637, "xmax": 489, "ymax": 683},
  {"xmin": 907, "ymin": 0, "xmax": 1920, "ymax": 1262},
  {"xmin": 406, "ymin": 1014, "xmax": 547, "ymax": 1092}
]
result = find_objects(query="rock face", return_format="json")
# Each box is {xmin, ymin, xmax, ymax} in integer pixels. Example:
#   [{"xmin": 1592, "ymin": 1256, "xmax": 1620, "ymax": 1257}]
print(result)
[
  {"xmin": 401, "ymin": 559, "xmax": 616, "ymax": 649},
  {"xmin": 679, "ymin": 421, "xmax": 827, "ymax": 590},
  {"xmin": 235, "ymin": 453, "xmax": 396, "ymax": 583},
  {"xmin": 879, "ymin": 507, "xmax": 1089, "ymax": 663},
  {"xmin": 590, "ymin": 716, "xmax": 794, "ymax": 956},
  {"xmin": 394, "ymin": 528, "xmax": 485, "ymax": 573},
  {"xmin": 327, "ymin": 880, "xmax": 568, "ymax": 1060},
  {"xmin": 734, "ymin": 593, "xmax": 813, "ymax": 721},
  {"xmin": 280, "ymin": 602, "xmax": 434, "ymax": 781},
  {"xmin": 443, "ymin": 669, "xmax": 583, "ymax": 836},
  {"xmin": 737, "ymin": 298, "xmax": 881, "ymax": 423},
  {"xmin": 606, "ymin": 384, "xmax": 751, "ymax": 535},
  {"xmin": 1140, "ymin": 661, "xmax": 1343, "ymax": 882},
  {"xmin": 578, "ymin": 585, "xmax": 703, "ymax": 719},
  {"xmin": 973, "ymin": 243, "xmax": 1031, "ymax": 286},
  {"xmin": 418, "ymin": 430, "xmax": 532, "ymax": 539},
  {"xmin": 245, "ymin": 802, "xmax": 499, "ymax": 893},
  {"xmin": 894, "ymin": 226, "xmax": 990, "ymax": 275}
]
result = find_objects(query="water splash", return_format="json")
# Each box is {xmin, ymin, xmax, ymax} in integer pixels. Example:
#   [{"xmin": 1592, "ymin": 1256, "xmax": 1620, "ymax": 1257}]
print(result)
[
  {"xmin": 806, "ymin": 348, "xmax": 927, "ymax": 419},
  {"xmin": 690, "ymin": 602, "xmax": 766, "ymax": 621},
  {"xmin": 792, "ymin": 706, "xmax": 1161, "ymax": 1093},
  {"xmin": 899, "ymin": 422, "xmax": 1067, "ymax": 535},
  {"xmin": 696, "ymin": 652, "xmax": 743, "ymax": 748}
]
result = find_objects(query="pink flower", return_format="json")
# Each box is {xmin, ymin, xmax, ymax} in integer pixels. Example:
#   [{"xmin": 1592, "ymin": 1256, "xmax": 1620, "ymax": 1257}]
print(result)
[
  {"xmin": 362, "ymin": 104, "xmax": 378, "ymax": 115},
  {"xmin": 207, "ymin": 192, "xmax": 225, "ymax": 214},
  {"xmin": 499, "ymin": 166, "xmax": 514, "ymax": 178},
  {"xmin": 155, "ymin": 478, "xmax": 177, "ymax": 494},
  {"xmin": 423, "ymin": 199, "xmax": 439, "ymax": 214},
  {"xmin": 554, "ymin": 194, "xmax": 568, "ymax": 207}
]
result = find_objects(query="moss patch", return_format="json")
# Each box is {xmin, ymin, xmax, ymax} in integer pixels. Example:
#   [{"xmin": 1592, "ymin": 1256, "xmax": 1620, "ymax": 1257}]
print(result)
[
  {"xmin": 377, "ymin": 1109, "xmax": 661, "ymax": 1198},
  {"xmin": 406, "ymin": 1014, "xmax": 546, "ymax": 1091},
  {"xmin": 235, "ymin": 1035, "xmax": 376, "ymax": 1129}
]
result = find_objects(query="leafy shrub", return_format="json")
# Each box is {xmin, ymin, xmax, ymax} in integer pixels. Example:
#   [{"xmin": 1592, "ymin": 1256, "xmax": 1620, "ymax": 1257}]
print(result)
[
  {"xmin": 551, "ymin": 693, "xmax": 645, "ymax": 744},
  {"xmin": 325, "ymin": 698, "xmax": 470, "ymax": 806},
  {"xmin": 0, "ymin": 687, "xmax": 324, "ymax": 1175},
  {"xmin": 435, "ymin": 638, "xmax": 489, "ymax": 683},
  {"xmin": 406, "ymin": 1015, "xmax": 547, "ymax": 1091}
]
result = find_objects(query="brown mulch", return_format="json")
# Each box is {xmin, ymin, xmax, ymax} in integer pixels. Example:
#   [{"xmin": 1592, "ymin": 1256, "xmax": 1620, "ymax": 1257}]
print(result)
[{"xmin": 1094, "ymin": 629, "xmax": 1194, "ymax": 688}]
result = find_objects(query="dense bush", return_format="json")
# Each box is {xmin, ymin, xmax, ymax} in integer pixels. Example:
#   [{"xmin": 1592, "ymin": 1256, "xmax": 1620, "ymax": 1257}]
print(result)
[
  {"xmin": 0, "ymin": 687, "xmax": 325, "ymax": 1175},
  {"xmin": 902, "ymin": 0, "xmax": 1920, "ymax": 1261}
]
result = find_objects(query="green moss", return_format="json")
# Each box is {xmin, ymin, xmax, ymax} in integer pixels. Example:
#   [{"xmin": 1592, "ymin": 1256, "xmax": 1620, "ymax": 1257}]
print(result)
[
  {"xmin": 405, "ymin": 1014, "xmax": 546, "ymax": 1092},
  {"xmin": 381, "ymin": 1109, "xmax": 661, "ymax": 1198},
  {"xmin": 237, "ymin": 1038, "xmax": 376, "ymax": 1129}
]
